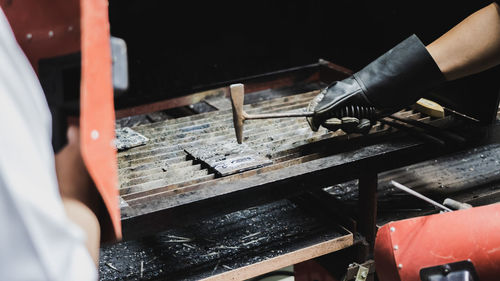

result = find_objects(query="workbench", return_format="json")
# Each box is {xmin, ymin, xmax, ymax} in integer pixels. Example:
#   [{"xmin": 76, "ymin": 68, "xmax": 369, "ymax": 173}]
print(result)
[{"xmin": 101, "ymin": 114, "xmax": 500, "ymax": 280}]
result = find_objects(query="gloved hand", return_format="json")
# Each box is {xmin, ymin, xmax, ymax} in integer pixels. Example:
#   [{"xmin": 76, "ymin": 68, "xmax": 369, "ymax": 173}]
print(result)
[{"xmin": 307, "ymin": 35, "xmax": 445, "ymax": 133}]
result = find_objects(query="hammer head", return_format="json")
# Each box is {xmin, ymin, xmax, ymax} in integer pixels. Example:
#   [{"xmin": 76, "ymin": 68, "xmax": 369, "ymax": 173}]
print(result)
[{"xmin": 229, "ymin": 83, "xmax": 245, "ymax": 144}]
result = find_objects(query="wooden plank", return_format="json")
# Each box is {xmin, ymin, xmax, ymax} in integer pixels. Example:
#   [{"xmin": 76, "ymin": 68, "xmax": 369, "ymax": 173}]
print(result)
[{"xmin": 202, "ymin": 232, "xmax": 353, "ymax": 281}]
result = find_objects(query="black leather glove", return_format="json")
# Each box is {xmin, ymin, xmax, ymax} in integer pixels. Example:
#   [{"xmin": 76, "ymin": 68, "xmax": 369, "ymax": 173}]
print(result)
[{"xmin": 307, "ymin": 35, "xmax": 445, "ymax": 133}]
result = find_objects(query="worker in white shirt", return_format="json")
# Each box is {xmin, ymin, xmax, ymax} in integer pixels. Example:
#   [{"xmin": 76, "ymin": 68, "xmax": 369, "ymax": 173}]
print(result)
[{"xmin": 0, "ymin": 6, "xmax": 101, "ymax": 281}]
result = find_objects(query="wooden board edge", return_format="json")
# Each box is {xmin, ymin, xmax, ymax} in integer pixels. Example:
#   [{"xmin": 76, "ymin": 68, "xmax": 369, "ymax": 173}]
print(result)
[{"xmin": 200, "ymin": 232, "xmax": 354, "ymax": 281}]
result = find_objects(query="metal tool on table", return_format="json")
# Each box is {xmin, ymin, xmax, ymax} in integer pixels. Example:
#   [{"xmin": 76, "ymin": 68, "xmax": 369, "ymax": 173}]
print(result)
[
  {"xmin": 383, "ymin": 98, "xmax": 471, "ymax": 147},
  {"xmin": 443, "ymin": 198, "xmax": 472, "ymax": 210},
  {"xmin": 390, "ymin": 181, "xmax": 453, "ymax": 212},
  {"xmin": 381, "ymin": 116, "xmax": 467, "ymax": 147},
  {"xmin": 229, "ymin": 83, "xmax": 314, "ymax": 144},
  {"xmin": 229, "ymin": 85, "xmax": 477, "ymax": 144},
  {"xmin": 388, "ymin": 115, "xmax": 466, "ymax": 145},
  {"xmin": 390, "ymin": 181, "xmax": 472, "ymax": 212},
  {"xmin": 413, "ymin": 98, "xmax": 480, "ymax": 122},
  {"xmin": 380, "ymin": 119, "xmax": 447, "ymax": 147}
]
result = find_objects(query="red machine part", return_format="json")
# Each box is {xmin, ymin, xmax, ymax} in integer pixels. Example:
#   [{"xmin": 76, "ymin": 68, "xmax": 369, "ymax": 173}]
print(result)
[
  {"xmin": 0, "ymin": 0, "xmax": 80, "ymax": 72},
  {"xmin": 375, "ymin": 203, "xmax": 500, "ymax": 281},
  {"xmin": 295, "ymin": 260, "xmax": 339, "ymax": 281},
  {"xmin": 79, "ymin": 0, "xmax": 121, "ymax": 241},
  {"xmin": 2, "ymin": 0, "xmax": 121, "ymax": 241}
]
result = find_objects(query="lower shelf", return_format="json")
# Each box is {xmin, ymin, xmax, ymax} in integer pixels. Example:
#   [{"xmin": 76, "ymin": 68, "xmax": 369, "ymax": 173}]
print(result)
[{"xmin": 99, "ymin": 199, "xmax": 352, "ymax": 281}]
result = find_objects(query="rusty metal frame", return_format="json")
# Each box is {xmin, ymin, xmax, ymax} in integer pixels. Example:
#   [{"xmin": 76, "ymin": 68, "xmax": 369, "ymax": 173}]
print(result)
[
  {"xmin": 115, "ymin": 60, "xmax": 350, "ymax": 119},
  {"xmin": 121, "ymin": 135, "xmax": 446, "ymax": 239}
]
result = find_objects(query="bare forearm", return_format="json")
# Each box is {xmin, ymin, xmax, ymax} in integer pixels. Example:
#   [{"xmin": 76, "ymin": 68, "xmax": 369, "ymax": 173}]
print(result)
[
  {"xmin": 62, "ymin": 198, "xmax": 101, "ymax": 264},
  {"xmin": 427, "ymin": 3, "xmax": 500, "ymax": 81},
  {"xmin": 57, "ymin": 158, "xmax": 101, "ymax": 265},
  {"xmin": 55, "ymin": 126, "xmax": 101, "ymax": 265}
]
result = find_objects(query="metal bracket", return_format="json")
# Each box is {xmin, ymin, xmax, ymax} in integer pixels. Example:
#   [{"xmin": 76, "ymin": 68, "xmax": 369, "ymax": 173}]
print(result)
[
  {"xmin": 344, "ymin": 260, "xmax": 375, "ymax": 281},
  {"xmin": 111, "ymin": 36, "xmax": 129, "ymax": 94},
  {"xmin": 355, "ymin": 264, "xmax": 369, "ymax": 281}
]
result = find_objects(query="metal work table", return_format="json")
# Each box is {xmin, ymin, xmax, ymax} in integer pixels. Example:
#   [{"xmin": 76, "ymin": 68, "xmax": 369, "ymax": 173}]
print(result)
[
  {"xmin": 101, "ymin": 121, "xmax": 500, "ymax": 280},
  {"xmin": 106, "ymin": 58, "xmax": 500, "ymax": 280}
]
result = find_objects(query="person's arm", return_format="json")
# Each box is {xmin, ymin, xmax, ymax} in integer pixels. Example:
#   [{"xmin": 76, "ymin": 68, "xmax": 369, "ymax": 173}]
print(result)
[
  {"xmin": 55, "ymin": 126, "xmax": 101, "ymax": 265},
  {"xmin": 308, "ymin": 2, "xmax": 500, "ymax": 133},
  {"xmin": 427, "ymin": 3, "xmax": 500, "ymax": 81}
]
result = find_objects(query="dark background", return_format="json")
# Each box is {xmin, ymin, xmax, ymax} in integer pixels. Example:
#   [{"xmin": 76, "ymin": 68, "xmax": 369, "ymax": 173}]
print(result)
[{"xmin": 109, "ymin": 0, "xmax": 494, "ymax": 108}]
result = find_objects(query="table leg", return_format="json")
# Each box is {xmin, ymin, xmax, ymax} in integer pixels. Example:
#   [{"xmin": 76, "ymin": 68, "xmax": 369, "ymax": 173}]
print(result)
[{"xmin": 358, "ymin": 173, "xmax": 378, "ymax": 250}]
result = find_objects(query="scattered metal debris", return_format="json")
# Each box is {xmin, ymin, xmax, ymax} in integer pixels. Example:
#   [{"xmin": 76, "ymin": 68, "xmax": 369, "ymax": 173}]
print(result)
[
  {"xmin": 212, "ymin": 245, "xmax": 240, "ymax": 250},
  {"xmin": 140, "ymin": 261, "xmax": 144, "ymax": 278},
  {"xmin": 166, "ymin": 234, "xmax": 190, "ymax": 240},
  {"xmin": 211, "ymin": 260, "xmax": 221, "ymax": 275},
  {"xmin": 204, "ymin": 252, "xmax": 219, "ymax": 257},
  {"xmin": 183, "ymin": 243, "xmax": 195, "ymax": 249},
  {"xmin": 242, "ymin": 237, "xmax": 267, "ymax": 246},
  {"xmin": 241, "ymin": 232, "xmax": 261, "ymax": 240},
  {"xmin": 163, "ymin": 239, "xmax": 193, "ymax": 243},
  {"xmin": 100, "ymin": 199, "xmax": 353, "ymax": 280},
  {"xmin": 105, "ymin": 263, "xmax": 120, "ymax": 272},
  {"xmin": 162, "ymin": 235, "xmax": 192, "ymax": 243}
]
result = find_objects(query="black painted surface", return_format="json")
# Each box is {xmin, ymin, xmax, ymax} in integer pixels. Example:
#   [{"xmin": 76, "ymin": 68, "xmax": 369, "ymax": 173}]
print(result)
[{"xmin": 108, "ymin": 0, "xmax": 498, "ymax": 114}]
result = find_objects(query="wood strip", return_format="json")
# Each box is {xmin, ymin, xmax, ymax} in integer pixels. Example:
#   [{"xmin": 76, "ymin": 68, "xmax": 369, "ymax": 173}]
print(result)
[
  {"xmin": 115, "ymin": 87, "xmax": 229, "ymax": 118},
  {"xmin": 200, "ymin": 232, "xmax": 353, "ymax": 281}
]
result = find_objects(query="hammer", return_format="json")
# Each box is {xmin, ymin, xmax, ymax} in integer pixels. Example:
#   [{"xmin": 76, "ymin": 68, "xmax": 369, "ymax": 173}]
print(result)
[{"xmin": 229, "ymin": 83, "xmax": 314, "ymax": 144}]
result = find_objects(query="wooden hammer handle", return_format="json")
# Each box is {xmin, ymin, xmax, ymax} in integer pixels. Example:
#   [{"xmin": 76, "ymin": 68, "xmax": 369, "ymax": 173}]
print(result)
[{"xmin": 244, "ymin": 111, "xmax": 314, "ymax": 119}]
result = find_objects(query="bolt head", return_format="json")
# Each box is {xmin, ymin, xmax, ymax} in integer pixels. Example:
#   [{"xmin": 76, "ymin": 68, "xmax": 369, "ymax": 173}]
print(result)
[
  {"xmin": 91, "ymin": 130, "xmax": 99, "ymax": 140},
  {"xmin": 390, "ymin": 226, "xmax": 396, "ymax": 232},
  {"xmin": 443, "ymin": 264, "xmax": 452, "ymax": 274}
]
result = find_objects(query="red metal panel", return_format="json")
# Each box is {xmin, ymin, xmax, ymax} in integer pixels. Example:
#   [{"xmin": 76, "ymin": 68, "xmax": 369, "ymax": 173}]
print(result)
[
  {"xmin": 375, "ymin": 203, "xmax": 500, "ymax": 281},
  {"xmin": 2, "ymin": 0, "xmax": 120, "ymax": 241},
  {"xmin": 295, "ymin": 260, "xmax": 339, "ymax": 281},
  {"xmin": 80, "ymin": 0, "xmax": 121, "ymax": 241},
  {"xmin": 0, "ymin": 0, "xmax": 80, "ymax": 71}
]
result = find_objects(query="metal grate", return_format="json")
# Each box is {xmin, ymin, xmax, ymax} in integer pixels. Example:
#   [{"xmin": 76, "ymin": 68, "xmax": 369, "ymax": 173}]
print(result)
[{"xmin": 118, "ymin": 90, "xmax": 435, "ymax": 202}]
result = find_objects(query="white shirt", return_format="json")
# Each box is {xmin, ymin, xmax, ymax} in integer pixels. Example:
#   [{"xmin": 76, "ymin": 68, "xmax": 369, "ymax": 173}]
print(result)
[{"xmin": 0, "ymin": 8, "xmax": 97, "ymax": 281}]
